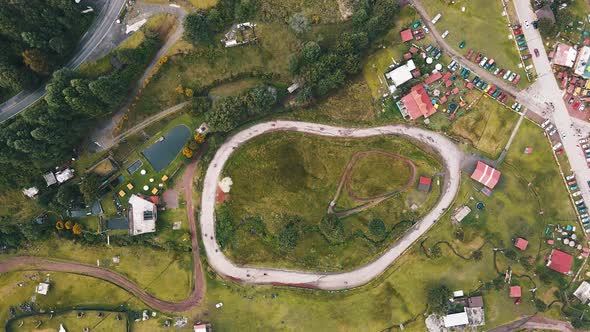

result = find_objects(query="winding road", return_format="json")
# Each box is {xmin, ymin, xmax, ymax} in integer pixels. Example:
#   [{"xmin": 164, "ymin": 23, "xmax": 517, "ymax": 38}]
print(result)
[{"xmin": 0, "ymin": 0, "xmax": 127, "ymax": 122}]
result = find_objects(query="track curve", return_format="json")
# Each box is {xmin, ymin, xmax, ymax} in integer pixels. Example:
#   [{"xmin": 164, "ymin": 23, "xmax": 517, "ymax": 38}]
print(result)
[{"xmin": 199, "ymin": 120, "xmax": 463, "ymax": 290}]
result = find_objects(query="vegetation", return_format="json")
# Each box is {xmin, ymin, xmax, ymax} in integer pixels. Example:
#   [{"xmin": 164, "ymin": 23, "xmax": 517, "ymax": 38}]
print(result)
[
  {"xmin": 0, "ymin": 0, "xmax": 93, "ymax": 99},
  {"xmin": 221, "ymin": 131, "xmax": 441, "ymax": 270}
]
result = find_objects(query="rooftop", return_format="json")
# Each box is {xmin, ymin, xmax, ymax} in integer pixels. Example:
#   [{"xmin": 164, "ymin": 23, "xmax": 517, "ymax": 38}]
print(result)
[
  {"xmin": 385, "ymin": 60, "xmax": 416, "ymax": 92},
  {"xmin": 443, "ymin": 311, "xmax": 469, "ymax": 328},
  {"xmin": 547, "ymin": 249, "xmax": 573, "ymax": 275},
  {"xmin": 573, "ymin": 281, "xmax": 590, "ymax": 305},
  {"xmin": 396, "ymin": 84, "xmax": 436, "ymax": 121},
  {"xmin": 574, "ymin": 46, "xmax": 590, "ymax": 79},
  {"xmin": 128, "ymin": 194, "xmax": 157, "ymax": 236},
  {"xmin": 553, "ymin": 43, "xmax": 578, "ymax": 68},
  {"xmin": 515, "ymin": 238, "xmax": 528, "ymax": 251},
  {"xmin": 471, "ymin": 161, "xmax": 501, "ymax": 189},
  {"xmin": 509, "ymin": 286, "xmax": 521, "ymax": 298},
  {"xmin": 400, "ymin": 29, "xmax": 413, "ymax": 42}
]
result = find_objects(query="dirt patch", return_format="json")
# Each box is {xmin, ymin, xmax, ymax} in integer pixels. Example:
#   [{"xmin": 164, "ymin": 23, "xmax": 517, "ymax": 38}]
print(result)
[
  {"xmin": 336, "ymin": 0, "xmax": 353, "ymax": 20},
  {"xmin": 216, "ymin": 187, "xmax": 229, "ymax": 204},
  {"xmin": 88, "ymin": 157, "xmax": 117, "ymax": 176},
  {"xmin": 163, "ymin": 189, "xmax": 179, "ymax": 208}
]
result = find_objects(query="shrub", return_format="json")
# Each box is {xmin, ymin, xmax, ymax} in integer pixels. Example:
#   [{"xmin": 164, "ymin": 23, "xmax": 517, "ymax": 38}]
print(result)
[
  {"xmin": 368, "ymin": 218, "xmax": 386, "ymax": 238},
  {"xmin": 426, "ymin": 284, "xmax": 452, "ymax": 314},
  {"xmin": 320, "ymin": 213, "xmax": 345, "ymax": 243},
  {"xmin": 216, "ymin": 203, "xmax": 235, "ymax": 249}
]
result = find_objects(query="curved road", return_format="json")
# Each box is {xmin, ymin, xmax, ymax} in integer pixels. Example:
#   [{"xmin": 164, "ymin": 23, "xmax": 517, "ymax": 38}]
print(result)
[
  {"xmin": 199, "ymin": 120, "xmax": 463, "ymax": 290},
  {"xmin": 0, "ymin": 0, "xmax": 127, "ymax": 122}
]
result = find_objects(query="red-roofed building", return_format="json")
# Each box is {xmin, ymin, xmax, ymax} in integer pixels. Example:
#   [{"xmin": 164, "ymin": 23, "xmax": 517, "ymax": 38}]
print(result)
[
  {"xmin": 515, "ymin": 238, "xmax": 528, "ymax": 251},
  {"xmin": 509, "ymin": 286, "xmax": 521, "ymax": 298},
  {"xmin": 440, "ymin": 95, "xmax": 448, "ymax": 104},
  {"xmin": 418, "ymin": 176, "xmax": 432, "ymax": 192},
  {"xmin": 396, "ymin": 84, "xmax": 437, "ymax": 121},
  {"xmin": 445, "ymin": 80, "xmax": 453, "ymax": 87},
  {"xmin": 401, "ymin": 29, "xmax": 413, "ymax": 42},
  {"xmin": 424, "ymin": 71, "xmax": 443, "ymax": 85},
  {"xmin": 404, "ymin": 52, "xmax": 412, "ymax": 60},
  {"xmin": 553, "ymin": 43, "xmax": 577, "ymax": 68},
  {"xmin": 451, "ymin": 87, "xmax": 459, "ymax": 95},
  {"xmin": 466, "ymin": 82, "xmax": 474, "ymax": 89},
  {"xmin": 442, "ymin": 72, "xmax": 452, "ymax": 81},
  {"xmin": 409, "ymin": 46, "xmax": 419, "ymax": 54},
  {"xmin": 470, "ymin": 161, "xmax": 501, "ymax": 189},
  {"xmin": 547, "ymin": 249, "xmax": 573, "ymax": 275}
]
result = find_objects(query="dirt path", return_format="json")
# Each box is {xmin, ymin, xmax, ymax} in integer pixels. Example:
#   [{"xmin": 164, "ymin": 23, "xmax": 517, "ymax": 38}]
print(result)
[{"xmin": 0, "ymin": 147, "xmax": 207, "ymax": 313}]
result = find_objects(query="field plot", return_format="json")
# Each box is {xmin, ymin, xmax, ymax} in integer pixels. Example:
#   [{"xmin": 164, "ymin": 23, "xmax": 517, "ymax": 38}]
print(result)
[
  {"xmin": 421, "ymin": 0, "xmax": 530, "ymax": 88},
  {"xmin": 450, "ymin": 96, "xmax": 518, "ymax": 158},
  {"xmin": 221, "ymin": 131, "xmax": 442, "ymax": 271}
]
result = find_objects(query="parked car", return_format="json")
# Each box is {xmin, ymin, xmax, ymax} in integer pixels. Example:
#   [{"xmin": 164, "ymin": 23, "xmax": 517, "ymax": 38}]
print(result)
[
  {"xmin": 481, "ymin": 82, "xmax": 488, "ymax": 90},
  {"xmin": 508, "ymin": 72, "xmax": 517, "ymax": 81},
  {"xmin": 579, "ymin": 138, "xmax": 589, "ymax": 143},
  {"xmin": 447, "ymin": 60, "xmax": 456, "ymax": 70},
  {"xmin": 516, "ymin": 34, "xmax": 525, "ymax": 40},
  {"xmin": 569, "ymin": 97, "xmax": 575, "ymax": 104},
  {"xmin": 582, "ymin": 144, "xmax": 590, "ymax": 149},
  {"xmin": 517, "ymin": 39, "xmax": 527, "ymax": 46},
  {"xmin": 534, "ymin": 48, "xmax": 540, "ymax": 57},
  {"xmin": 524, "ymin": 20, "xmax": 529, "ymax": 28},
  {"xmin": 571, "ymin": 184, "xmax": 580, "ymax": 190},
  {"xmin": 441, "ymin": 30, "xmax": 449, "ymax": 38},
  {"xmin": 567, "ymin": 174, "xmax": 576, "ymax": 181},
  {"xmin": 515, "ymin": 103, "xmax": 522, "ymax": 112},
  {"xmin": 580, "ymin": 208, "xmax": 588, "ymax": 214},
  {"xmin": 479, "ymin": 56, "xmax": 488, "ymax": 67},
  {"xmin": 500, "ymin": 94, "xmax": 508, "ymax": 103},
  {"xmin": 425, "ymin": 45, "xmax": 433, "ymax": 52},
  {"xmin": 493, "ymin": 68, "xmax": 501, "ymax": 75},
  {"xmin": 513, "ymin": 29, "xmax": 523, "ymax": 35},
  {"xmin": 519, "ymin": 45, "xmax": 528, "ymax": 51},
  {"xmin": 466, "ymin": 49, "xmax": 474, "ymax": 59},
  {"xmin": 581, "ymin": 213, "xmax": 589, "ymax": 218},
  {"xmin": 512, "ymin": 75, "xmax": 521, "ymax": 85},
  {"xmin": 472, "ymin": 76, "xmax": 480, "ymax": 84},
  {"xmin": 423, "ymin": 26, "xmax": 430, "ymax": 34},
  {"xmin": 492, "ymin": 89, "xmax": 501, "ymax": 98},
  {"xmin": 573, "ymin": 191, "xmax": 582, "ymax": 197},
  {"xmin": 498, "ymin": 69, "xmax": 505, "ymax": 77},
  {"xmin": 475, "ymin": 53, "xmax": 483, "ymax": 62},
  {"xmin": 503, "ymin": 70, "xmax": 512, "ymax": 80},
  {"xmin": 579, "ymin": 104, "xmax": 586, "ymax": 111},
  {"xmin": 512, "ymin": 24, "xmax": 521, "ymax": 30},
  {"xmin": 459, "ymin": 40, "xmax": 466, "ymax": 48},
  {"xmin": 541, "ymin": 119, "xmax": 550, "ymax": 128},
  {"xmin": 533, "ymin": 20, "xmax": 538, "ymax": 29},
  {"xmin": 545, "ymin": 124, "xmax": 554, "ymax": 131},
  {"xmin": 553, "ymin": 142, "xmax": 563, "ymax": 151},
  {"xmin": 548, "ymin": 128, "xmax": 557, "ymax": 136},
  {"xmin": 522, "ymin": 54, "xmax": 532, "ymax": 60}
]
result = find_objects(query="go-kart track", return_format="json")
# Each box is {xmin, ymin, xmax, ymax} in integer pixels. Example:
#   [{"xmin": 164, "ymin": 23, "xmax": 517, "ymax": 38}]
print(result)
[{"xmin": 0, "ymin": 121, "xmax": 462, "ymax": 311}]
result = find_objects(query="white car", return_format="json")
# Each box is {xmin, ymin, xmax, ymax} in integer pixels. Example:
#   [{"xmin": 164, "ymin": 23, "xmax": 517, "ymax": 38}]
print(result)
[
  {"xmin": 494, "ymin": 68, "xmax": 501, "ymax": 75},
  {"xmin": 580, "ymin": 138, "xmax": 589, "ymax": 144},
  {"xmin": 524, "ymin": 20, "xmax": 529, "ymax": 28},
  {"xmin": 567, "ymin": 174, "xmax": 576, "ymax": 181},
  {"xmin": 545, "ymin": 124, "xmax": 554, "ymax": 131},
  {"xmin": 479, "ymin": 57, "xmax": 488, "ymax": 67},
  {"xmin": 423, "ymin": 26, "xmax": 430, "ymax": 34},
  {"xmin": 508, "ymin": 72, "xmax": 517, "ymax": 81},
  {"xmin": 552, "ymin": 142, "xmax": 563, "ymax": 151},
  {"xmin": 442, "ymin": 30, "xmax": 450, "ymax": 38},
  {"xmin": 583, "ymin": 144, "xmax": 590, "ymax": 149},
  {"xmin": 579, "ymin": 104, "xmax": 586, "ymax": 111},
  {"xmin": 581, "ymin": 213, "xmax": 589, "ymax": 218},
  {"xmin": 573, "ymin": 191, "xmax": 583, "ymax": 197},
  {"xmin": 541, "ymin": 119, "xmax": 550, "ymax": 128},
  {"xmin": 503, "ymin": 70, "xmax": 512, "ymax": 80},
  {"xmin": 215, "ymin": 302, "xmax": 224, "ymax": 309},
  {"xmin": 549, "ymin": 129, "xmax": 557, "ymax": 136}
]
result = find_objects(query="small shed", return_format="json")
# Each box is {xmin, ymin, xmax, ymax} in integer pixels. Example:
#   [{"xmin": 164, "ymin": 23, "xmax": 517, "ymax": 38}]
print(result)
[
  {"xmin": 400, "ymin": 29, "xmax": 413, "ymax": 42},
  {"xmin": 418, "ymin": 176, "xmax": 432, "ymax": 192},
  {"xmin": 515, "ymin": 238, "xmax": 528, "ymax": 251},
  {"xmin": 509, "ymin": 286, "xmax": 521, "ymax": 298},
  {"xmin": 36, "ymin": 282, "xmax": 50, "ymax": 295},
  {"xmin": 404, "ymin": 52, "xmax": 412, "ymax": 60},
  {"xmin": 452, "ymin": 205, "xmax": 472, "ymax": 223},
  {"xmin": 467, "ymin": 296, "xmax": 484, "ymax": 308}
]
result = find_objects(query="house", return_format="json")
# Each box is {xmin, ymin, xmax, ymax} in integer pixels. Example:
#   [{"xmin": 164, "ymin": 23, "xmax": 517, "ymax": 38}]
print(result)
[
  {"xmin": 547, "ymin": 249, "xmax": 573, "ymax": 274},
  {"xmin": 470, "ymin": 161, "xmax": 501, "ymax": 189},
  {"xmin": 128, "ymin": 194, "xmax": 157, "ymax": 236},
  {"xmin": 418, "ymin": 176, "xmax": 432, "ymax": 192},
  {"xmin": 22, "ymin": 187, "xmax": 39, "ymax": 198},
  {"xmin": 194, "ymin": 323, "xmax": 212, "ymax": 332},
  {"xmin": 515, "ymin": 238, "xmax": 528, "ymax": 251},
  {"xmin": 222, "ymin": 22, "xmax": 257, "ymax": 47},
  {"xmin": 553, "ymin": 43, "xmax": 578, "ymax": 68},
  {"xmin": 509, "ymin": 286, "xmax": 521, "ymax": 298},
  {"xmin": 36, "ymin": 282, "xmax": 50, "ymax": 295},
  {"xmin": 424, "ymin": 71, "xmax": 442, "ymax": 85},
  {"xmin": 574, "ymin": 46, "xmax": 590, "ymax": 79},
  {"xmin": 55, "ymin": 168, "xmax": 74, "ymax": 183},
  {"xmin": 443, "ymin": 311, "xmax": 469, "ymax": 328},
  {"xmin": 396, "ymin": 84, "xmax": 437, "ymax": 120},
  {"xmin": 384, "ymin": 60, "xmax": 416, "ymax": 93},
  {"xmin": 467, "ymin": 296, "xmax": 484, "ymax": 308},
  {"xmin": 400, "ymin": 29, "xmax": 413, "ymax": 42},
  {"xmin": 403, "ymin": 52, "xmax": 412, "ymax": 60},
  {"xmin": 43, "ymin": 172, "xmax": 57, "ymax": 186},
  {"xmin": 573, "ymin": 281, "xmax": 590, "ymax": 305},
  {"xmin": 452, "ymin": 205, "xmax": 472, "ymax": 223}
]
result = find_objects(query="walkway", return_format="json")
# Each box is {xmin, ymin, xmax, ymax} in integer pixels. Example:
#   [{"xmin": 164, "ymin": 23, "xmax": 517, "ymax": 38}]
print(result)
[{"xmin": 199, "ymin": 120, "xmax": 463, "ymax": 290}]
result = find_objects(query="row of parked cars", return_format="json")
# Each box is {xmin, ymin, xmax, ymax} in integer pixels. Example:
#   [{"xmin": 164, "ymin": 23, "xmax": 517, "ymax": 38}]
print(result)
[
  {"xmin": 541, "ymin": 119, "xmax": 559, "ymax": 138},
  {"xmin": 465, "ymin": 50, "xmax": 521, "ymax": 85},
  {"xmin": 425, "ymin": 44, "xmax": 443, "ymax": 60},
  {"xmin": 511, "ymin": 24, "xmax": 529, "ymax": 53},
  {"xmin": 565, "ymin": 172, "xmax": 590, "ymax": 232},
  {"xmin": 470, "ymin": 75, "xmax": 509, "ymax": 103}
]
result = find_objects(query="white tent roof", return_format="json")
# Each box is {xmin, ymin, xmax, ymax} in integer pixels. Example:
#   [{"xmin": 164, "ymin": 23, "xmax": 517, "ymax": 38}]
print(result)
[
  {"xmin": 55, "ymin": 168, "xmax": 74, "ymax": 183},
  {"xmin": 443, "ymin": 311, "xmax": 469, "ymax": 328},
  {"xmin": 385, "ymin": 60, "xmax": 416, "ymax": 88}
]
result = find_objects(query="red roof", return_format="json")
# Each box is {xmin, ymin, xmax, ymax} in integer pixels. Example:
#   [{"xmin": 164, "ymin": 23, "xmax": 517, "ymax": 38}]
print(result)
[
  {"xmin": 470, "ymin": 161, "xmax": 501, "ymax": 189},
  {"xmin": 515, "ymin": 238, "xmax": 528, "ymax": 251},
  {"xmin": 404, "ymin": 52, "xmax": 412, "ymax": 60},
  {"xmin": 442, "ymin": 72, "xmax": 452, "ymax": 81},
  {"xmin": 440, "ymin": 96, "xmax": 448, "ymax": 104},
  {"xmin": 547, "ymin": 249, "xmax": 573, "ymax": 274},
  {"xmin": 466, "ymin": 82, "xmax": 474, "ymax": 89},
  {"xmin": 509, "ymin": 286, "xmax": 521, "ymax": 298},
  {"xmin": 401, "ymin": 29, "xmax": 413, "ymax": 42},
  {"xmin": 409, "ymin": 46, "xmax": 419, "ymax": 54},
  {"xmin": 424, "ymin": 72, "xmax": 443, "ymax": 85},
  {"xmin": 451, "ymin": 87, "xmax": 460, "ymax": 95},
  {"xmin": 445, "ymin": 80, "xmax": 452, "ymax": 87},
  {"xmin": 399, "ymin": 84, "xmax": 437, "ymax": 120},
  {"xmin": 419, "ymin": 176, "xmax": 432, "ymax": 185}
]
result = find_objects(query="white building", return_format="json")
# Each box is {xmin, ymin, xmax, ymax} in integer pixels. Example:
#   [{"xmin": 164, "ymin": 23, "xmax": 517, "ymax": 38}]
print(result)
[
  {"xmin": 443, "ymin": 311, "xmax": 469, "ymax": 328},
  {"xmin": 22, "ymin": 187, "xmax": 39, "ymax": 198},
  {"xmin": 574, "ymin": 46, "xmax": 590, "ymax": 79},
  {"xmin": 553, "ymin": 43, "xmax": 578, "ymax": 68},
  {"xmin": 128, "ymin": 195, "xmax": 157, "ymax": 236},
  {"xmin": 36, "ymin": 282, "xmax": 50, "ymax": 295},
  {"xmin": 384, "ymin": 60, "xmax": 416, "ymax": 93},
  {"xmin": 452, "ymin": 205, "xmax": 471, "ymax": 223},
  {"xmin": 574, "ymin": 281, "xmax": 590, "ymax": 305},
  {"xmin": 55, "ymin": 168, "xmax": 75, "ymax": 183},
  {"xmin": 43, "ymin": 172, "xmax": 57, "ymax": 186}
]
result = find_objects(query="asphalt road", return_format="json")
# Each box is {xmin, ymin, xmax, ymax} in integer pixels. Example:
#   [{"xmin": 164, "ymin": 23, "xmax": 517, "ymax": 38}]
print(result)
[
  {"xmin": 199, "ymin": 120, "xmax": 463, "ymax": 290},
  {"xmin": 0, "ymin": 0, "xmax": 127, "ymax": 122}
]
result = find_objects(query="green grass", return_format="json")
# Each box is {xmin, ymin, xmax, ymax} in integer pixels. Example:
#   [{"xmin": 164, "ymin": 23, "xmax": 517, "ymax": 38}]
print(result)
[
  {"xmin": 10, "ymin": 310, "xmax": 127, "ymax": 332},
  {"xmin": 189, "ymin": 0, "xmax": 219, "ymax": 9},
  {"xmin": 348, "ymin": 153, "xmax": 413, "ymax": 198},
  {"xmin": 79, "ymin": 56, "xmax": 113, "ymax": 78},
  {"xmin": 0, "ymin": 271, "xmax": 144, "ymax": 327},
  {"xmin": 450, "ymin": 96, "xmax": 519, "ymax": 158},
  {"xmin": 421, "ymin": 0, "xmax": 531, "ymax": 88},
  {"xmin": 208, "ymin": 78, "xmax": 263, "ymax": 98},
  {"xmin": 255, "ymin": 0, "xmax": 343, "ymax": 23},
  {"xmin": 130, "ymin": 22, "xmax": 299, "ymax": 127},
  {"xmin": 222, "ymin": 131, "xmax": 442, "ymax": 271}
]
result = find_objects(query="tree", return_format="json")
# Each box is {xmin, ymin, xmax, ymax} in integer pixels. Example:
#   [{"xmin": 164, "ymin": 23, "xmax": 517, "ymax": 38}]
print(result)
[
  {"xmin": 184, "ymin": 11, "xmax": 211, "ymax": 43},
  {"xmin": 278, "ymin": 220, "xmax": 301, "ymax": 249},
  {"xmin": 368, "ymin": 218, "xmax": 386, "ymax": 238},
  {"xmin": 79, "ymin": 174, "xmax": 101, "ymax": 204},
  {"xmin": 538, "ymin": 17, "xmax": 557, "ymax": 37},
  {"xmin": 504, "ymin": 249, "xmax": 516, "ymax": 260},
  {"xmin": 55, "ymin": 183, "xmax": 82, "ymax": 209},
  {"xmin": 289, "ymin": 13, "xmax": 310, "ymax": 34},
  {"xmin": 206, "ymin": 97, "xmax": 245, "ymax": 132},
  {"xmin": 22, "ymin": 49, "xmax": 53, "ymax": 75},
  {"xmin": 472, "ymin": 250, "xmax": 483, "ymax": 261},
  {"xmin": 426, "ymin": 284, "xmax": 452, "ymax": 314},
  {"xmin": 320, "ymin": 213, "xmax": 345, "ymax": 243},
  {"xmin": 182, "ymin": 146, "xmax": 193, "ymax": 158},
  {"xmin": 190, "ymin": 97, "xmax": 210, "ymax": 114},
  {"xmin": 55, "ymin": 220, "xmax": 64, "ymax": 230},
  {"xmin": 430, "ymin": 245, "xmax": 442, "ymax": 258}
]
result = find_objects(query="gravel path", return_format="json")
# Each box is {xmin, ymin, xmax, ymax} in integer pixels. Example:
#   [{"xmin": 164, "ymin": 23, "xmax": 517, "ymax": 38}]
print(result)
[{"xmin": 199, "ymin": 120, "xmax": 463, "ymax": 289}]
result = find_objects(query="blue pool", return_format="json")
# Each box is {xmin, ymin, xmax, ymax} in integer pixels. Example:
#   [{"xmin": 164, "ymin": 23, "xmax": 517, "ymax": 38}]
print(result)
[{"xmin": 142, "ymin": 125, "xmax": 191, "ymax": 172}]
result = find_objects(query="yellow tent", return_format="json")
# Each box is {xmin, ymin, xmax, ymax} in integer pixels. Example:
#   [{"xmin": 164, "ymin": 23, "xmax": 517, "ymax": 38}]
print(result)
[{"xmin": 118, "ymin": 190, "xmax": 126, "ymax": 197}]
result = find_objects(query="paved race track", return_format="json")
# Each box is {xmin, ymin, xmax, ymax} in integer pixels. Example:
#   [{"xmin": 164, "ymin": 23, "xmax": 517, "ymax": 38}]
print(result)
[{"xmin": 199, "ymin": 120, "xmax": 463, "ymax": 290}]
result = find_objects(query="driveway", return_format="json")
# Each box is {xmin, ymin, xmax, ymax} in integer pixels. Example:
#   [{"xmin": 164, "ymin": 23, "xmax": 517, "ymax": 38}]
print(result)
[
  {"xmin": 199, "ymin": 120, "xmax": 463, "ymax": 290},
  {"xmin": 0, "ymin": 0, "xmax": 127, "ymax": 122}
]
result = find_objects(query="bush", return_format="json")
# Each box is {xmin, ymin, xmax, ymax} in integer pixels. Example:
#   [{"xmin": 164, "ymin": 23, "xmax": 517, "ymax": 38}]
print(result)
[
  {"xmin": 534, "ymin": 298, "xmax": 547, "ymax": 312},
  {"xmin": 320, "ymin": 213, "xmax": 345, "ymax": 243},
  {"xmin": 278, "ymin": 220, "xmax": 301, "ymax": 249},
  {"xmin": 368, "ymin": 218, "xmax": 386, "ymax": 238},
  {"xmin": 216, "ymin": 203, "xmax": 235, "ymax": 249},
  {"xmin": 430, "ymin": 245, "xmax": 442, "ymax": 258},
  {"xmin": 426, "ymin": 284, "xmax": 452, "ymax": 314}
]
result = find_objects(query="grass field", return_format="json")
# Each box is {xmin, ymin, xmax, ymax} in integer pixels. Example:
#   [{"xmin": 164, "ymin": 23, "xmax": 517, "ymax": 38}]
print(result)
[
  {"xmin": 222, "ymin": 131, "xmax": 442, "ymax": 271},
  {"xmin": 450, "ymin": 96, "xmax": 519, "ymax": 158},
  {"xmin": 348, "ymin": 153, "xmax": 413, "ymax": 198},
  {"xmin": 10, "ymin": 310, "xmax": 127, "ymax": 332},
  {"xmin": 255, "ymin": 0, "xmax": 343, "ymax": 23},
  {"xmin": 421, "ymin": 0, "xmax": 531, "ymax": 88}
]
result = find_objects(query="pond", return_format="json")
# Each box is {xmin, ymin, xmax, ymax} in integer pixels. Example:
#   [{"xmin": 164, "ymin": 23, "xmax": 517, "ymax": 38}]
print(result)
[{"xmin": 142, "ymin": 125, "xmax": 191, "ymax": 172}]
